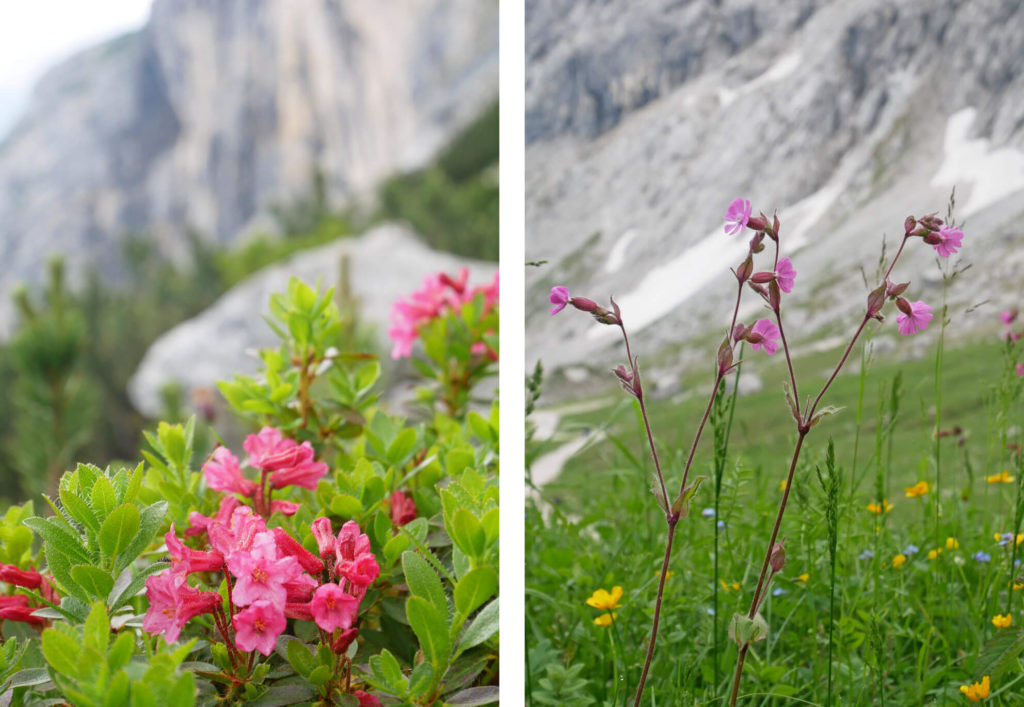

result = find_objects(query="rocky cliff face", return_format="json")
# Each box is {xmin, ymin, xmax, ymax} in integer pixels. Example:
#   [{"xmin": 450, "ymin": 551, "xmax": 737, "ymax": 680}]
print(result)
[
  {"xmin": 0, "ymin": 0, "xmax": 497, "ymax": 335},
  {"xmin": 526, "ymin": 0, "xmax": 1024, "ymax": 394}
]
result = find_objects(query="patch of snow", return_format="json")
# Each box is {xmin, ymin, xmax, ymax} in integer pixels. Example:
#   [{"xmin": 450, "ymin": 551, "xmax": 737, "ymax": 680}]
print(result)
[
  {"xmin": 564, "ymin": 366, "xmax": 590, "ymax": 383},
  {"xmin": 932, "ymin": 107, "xmax": 1024, "ymax": 217},
  {"xmin": 718, "ymin": 51, "xmax": 801, "ymax": 109},
  {"xmin": 781, "ymin": 181, "xmax": 845, "ymax": 251},
  {"xmin": 529, "ymin": 428, "xmax": 604, "ymax": 487},
  {"xmin": 587, "ymin": 225, "xmax": 748, "ymax": 338},
  {"xmin": 604, "ymin": 229, "xmax": 638, "ymax": 273}
]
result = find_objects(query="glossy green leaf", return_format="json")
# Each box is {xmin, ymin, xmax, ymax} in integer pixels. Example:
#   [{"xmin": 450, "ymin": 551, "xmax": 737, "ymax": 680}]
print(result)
[
  {"xmin": 402, "ymin": 551, "xmax": 447, "ymax": 617},
  {"xmin": 454, "ymin": 567, "xmax": 497, "ymax": 616},
  {"xmin": 70, "ymin": 565, "xmax": 114, "ymax": 600},
  {"xmin": 99, "ymin": 504, "xmax": 140, "ymax": 560},
  {"xmin": 406, "ymin": 596, "xmax": 451, "ymax": 670}
]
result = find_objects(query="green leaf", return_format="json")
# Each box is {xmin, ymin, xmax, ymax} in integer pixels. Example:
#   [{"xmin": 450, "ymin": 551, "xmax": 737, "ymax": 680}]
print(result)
[
  {"xmin": 371, "ymin": 649, "xmax": 404, "ymax": 689},
  {"xmin": 70, "ymin": 565, "xmax": 115, "ymax": 600},
  {"xmin": 7, "ymin": 668, "xmax": 51, "ymax": 689},
  {"xmin": 402, "ymin": 551, "xmax": 447, "ymax": 618},
  {"xmin": 83, "ymin": 601, "xmax": 109, "ymax": 652},
  {"xmin": 114, "ymin": 501, "xmax": 167, "ymax": 572},
  {"xmin": 671, "ymin": 475, "xmax": 707, "ymax": 519},
  {"xmin": 454, "ymin": 567, "xmax": 497, "ymax": 616},
  {"xmin": 406, "ymin": 596, "xmax": 451, "ymax": 671},
  {"xmin": 329, "ymin": 494, "xmax": 363, "ymax": 518},
  {"xmin": 383, "ymin": 535, "xmax": 412, "ymax": 565},
  {"xmin": 103, "ymin": 672, "xmax": 131, "ymax": 707},
  {"xmin": 24, "ymin": 517, "xmax": 92, "ymax": 565},
  {"xmin": 41, "ymin": 628, "xmax": 80, "ymax": 678},
  {"xmin": 99, "ymin": 504, "xmax": 141, "ymax": 560},
  {"xmin": 729, "ymin": 612, "xmax": 769, "ymax": 646},
  {"xmin": 457, "ymin": 599, "xmax": 498, "ymax": 652},
  {"xmin": 975, "ymin": 628, "xmax": 1024, "ymax": 679},
  {"xmin": 123, "ymin": 462, "xmax": 145, "ymax": 505},
  {"xmin": 45, "ymin": 545, "xmax": 91, "ymax": 605},
  {"xmin": 108, "ymin": 632, "xmax": 135, "ymax": 672},
  {"xmin": 387, "ymin": 428, "xmax": 418, "ymax": 466},
  {"xmin": 59, "ymin": 487, "xmax": 100, "ymax": 533},
  {"xmin": 450, "ymin": 509, "xmax": 486, "ymax": 560},
  {"xmin": 90, "ymin": 477, "xmax": 118, "ymax": 519},
  {"xmin": 307, "ymin": 664, "xmax": 332, "ymax": 686},
  {"xmin": 408, "ymin": 662, "xmax": 434, "ymax": 698},
  {"xmin": 445, "ymin": 686, "xmax": 500, "ymax": 705},
  {"xmin": 286, "ymin": 639, "xmax": 316, "ymax": 678}
]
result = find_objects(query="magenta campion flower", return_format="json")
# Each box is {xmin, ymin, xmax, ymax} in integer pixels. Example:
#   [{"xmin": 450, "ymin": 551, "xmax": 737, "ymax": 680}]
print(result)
[
  {"xmin": 233, "ymin": 600, "xmax": 287, "ymax": 656},
  {"xmin": 932, "ymin": 225, "xmax": 963, "ymax": 257},
  {"xmin": 775, "ymin": 258, "xmax": 797, "ymax": 294},
  {"xmin": 549, "ymin": 286, "xmax": 570, "ymax": 315},
  {"xmin": 310, "ymin": 582, "xmax": 360, "ymax": 633},
  {"xmin": 723, "ymin": 198, "xmax": 752, "ymax": 236},
  {"xmin": 896, "ymin": 300, "xmax": 933, "ymax": 336},
  {"xmin": 143, "ymin": 571, "xmax": 221, "ymax": 644},
  {"xmin": 1002, "ymin": 309, "xmax": 1018, "ymax": 325},
  {"xmin": 1016, "ymin": 363, "xmax": 1024, "ymax": 377},
  {"xmin": 748, "ymin": 319, "xmax": 781, "ymax": 355},
  {"xmin": 202, "ymin": 447, "xmax": 257, "ymax": 497},
  {"xmin": 165, "ymin": 523, "xmax": 224, "ymax": 576},
  {"xmin": 227, "ymin": 531, "xmax": 303, "ymax": 607}
]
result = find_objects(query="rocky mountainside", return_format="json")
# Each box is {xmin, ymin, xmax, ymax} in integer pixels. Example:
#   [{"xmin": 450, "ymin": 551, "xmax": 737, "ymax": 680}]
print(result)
[
  {"xmin": 0, "ymin": 0, "xmax": 497, "ymax": 336},
  {"xmin": 526, "ymin": 0, "xmax": 1024, "ymax": 396}
]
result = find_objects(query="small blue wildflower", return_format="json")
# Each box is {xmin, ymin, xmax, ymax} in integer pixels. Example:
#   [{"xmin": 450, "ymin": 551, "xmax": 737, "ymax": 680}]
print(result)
[
  {"xmin": 974, "ymin": 551, "xmax": 992, "ymax": 563},
  {"xmin": 1000, "ymin": 533, "xmax": 1015, "ymax": 546},
  {"xmin": 706, "ymin": 607, "xmax": 715, "ymax": 616},
  {"xmin": 717, "ymin": 520, "xmax": 726, "ymax": 530},
  {"xmin": 702, "ymin": 507, "xmax": 716, "ymax": 519},
  {"xmin": 772, "ymin": 587, "xmax": 787, "ymax": 597},
  {"xmin": 858, "ymin": 550, "xmax": 874, "ymax": 561},
  {"xmin": 904, "ymin": 544, "xmax": 919, "ymax": 556}
]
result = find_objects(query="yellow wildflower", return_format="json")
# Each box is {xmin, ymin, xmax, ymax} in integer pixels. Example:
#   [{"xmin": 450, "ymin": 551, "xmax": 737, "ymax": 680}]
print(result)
[
  {"xmin": 586, "ymin": 586, "xmax": 623, "ymax": 611},
  {"xmin": 992, "ymin": 613, "xmax": 1013, "ymax": 629},
  {"xmin": 867, "ymin": 500, "xmax": 893, "ymax": 514},
  {"xmin": 928, "ymin": 548, "xmax": 943, "ymax": 560},
  {"xmin": 987, "ymin": 470, "xmax": 1015, "ymax": 484},
  {"xmin": 905, "ymin": 481, "xmax": 931, "ymax": 498},
  {"xmin": 1014, "ymin": 582, "xmax": 1024, "ymax": 591},
  {"xmin": 719, "ymin": 580, "xmax": 740, "ymax": 592},
  {"xmin": 593, "ymin": 613, "xmax": 617, "ymax": 627},
  {"xmin": 960, "ymin": 675, "xmax": 990, "ymax": 702},
  {"xmin": 796, "ymin": 573, "xmax": 809, "ymax": 585},
  {"xmin": 892, "ymin": 553, "xmax": 907, "ymax": 568},
  {"xmin": 779, "ymin": 479, "xmax": 787, "ymax": 491},
  {"xmin": 946, "ymin": 537, "xmax": 959, "ymax": 550}
]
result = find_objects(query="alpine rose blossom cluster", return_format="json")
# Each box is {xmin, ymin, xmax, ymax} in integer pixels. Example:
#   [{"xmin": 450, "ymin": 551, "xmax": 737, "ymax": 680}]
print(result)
[
  {"xmin": 144, "ymin": 504, "xmax": 380, "ymax": 660},
  {"xmin": 200, "ymin": 427, "xmax": 329, "ymax": 518},
  {"xmin": 388, "ymin": 268, "xmax": 499, "ymax": 359}
]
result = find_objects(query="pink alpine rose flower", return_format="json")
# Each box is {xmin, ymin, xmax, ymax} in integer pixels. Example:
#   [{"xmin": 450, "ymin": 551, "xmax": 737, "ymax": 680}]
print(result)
[
  {"xmin": 226, "ymin": 531, "xmax": 302, "ymax": 607},
  {"xmin": 896, "ymin": 299, "xmax": 933, "ymax": 336},
  {"xmin": 311, "ymin": 517, "xmax": 336, "ymax": 558},
  {"xmin": 208, "ymin": 505, "xmax": 267, "ymax": 556},
  {"xmin": 270, "ymin": 527, "xmax": 325, "ymax": 575},
  {"xmin": 353, "ymin": 690, "xmax": 383, "ymax": 707},
  {"xmin": 775, "ymin": 258, "xmax": 797, "ymax": 294},
  {"xmin": 724, "ymin": 198, "xmax": 752, "ymax": 236},
  {"xmin": 390, "ymin": 490, "xmax": 417, "ymax": 527},
  {"xmin": 270, "ymin": 500, "xmax": 301, "ymax": 516},
  {"xmin": 165, "ymin": 523, "xmax": 224, "ymax": 576},
  {"xmin": 310, "ymin": 582, "xmax": 360, "ymax": 632},
  {"xmin": 932, "ymin": 225, "xmax": 963, "ymax": 257},
  {"xmin": 748, "ymin": 319, "xmax": 781, "ymax": 355},
  {"xmin": 233, "ymin": 600, "xmax": 286, "ymax": 656},
  {"xmin": 335, "ymin": 521, "xmax": 380, "ymax": 591},
  {"xmin": 142, "ymin": 571, "xmax": 221, "ymax": 643},
  {"xmin": 186, "ymin": 496, "xmax": 242, "ymax": 537},
  {"xmin": 0, "ymin": 564, "xmax": 43, "ymax": 590},
  {"xmin": 549, "ymin": 286, "xmax": 570, "ymax": 315},
  {"xmin": 202, "ymin": 447, "xmax": 256, "ymax": 496}
]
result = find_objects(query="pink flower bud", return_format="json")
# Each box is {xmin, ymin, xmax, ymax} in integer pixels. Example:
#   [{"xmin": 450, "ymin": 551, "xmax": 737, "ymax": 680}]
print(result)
[
  {"xmin": 904, "ymin": 216, "xmax": 916, "ymax": 235},
  {"xmin": 331, "ymin": 627, "xmax": 360, "ymax": 655},
  {"xmin": 311, "ymin": 517, "xmax": 336, "ymax": 558},
  {"xmin": 866, "ymin": 283, "xmax": 887, "ymax": 319},
  {"xmin": 0, "ymin": 564, "xmax": 43, "ymax": 590},
  {"xmin": 769, "ymin": 539, "xmax": 786, "ymax": 573},
  {"xmin": 735, "ymin": 255, "xmax": 754, "ymax": 284},
  {"xmin": 918, "ymin": 213, "xmax": 943, "ymax": 231},
  {"xmin": 886, "ymin": 281, "xmax": 909, "ymax": 298},
  {"xmin": 717, "ymin": 339, "xmax": 734, "ymax": 375},
  {"xmin": 751, "ymin": 272, "xmax": 776, "ymax": 284},
  {"xmin": 896, "ymin": 297, "xmax": 913, "ymax": 316},
  {"xmin": 732, "ymin": 323, "xmax": 747, "ymax": 343},
  {"xmin": 749, "ymin": 232, "xmax": 766, "ymax": 253},
  {"xmin": 747, "ymin": 216, "xmax": 766, "ymax": 232},
  {"xmin": 570, "ymin": 297, "xmax": 599, "ymax": 313},
  {"xmin": 768, "ymin": 281, "xmax": 781, "ymax": 312}
]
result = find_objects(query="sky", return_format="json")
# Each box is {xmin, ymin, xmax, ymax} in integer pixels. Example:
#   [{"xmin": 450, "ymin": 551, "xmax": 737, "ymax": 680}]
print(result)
[{"xmin": 0, "ymin": 0, "xmax": 153, "ymax": 140}]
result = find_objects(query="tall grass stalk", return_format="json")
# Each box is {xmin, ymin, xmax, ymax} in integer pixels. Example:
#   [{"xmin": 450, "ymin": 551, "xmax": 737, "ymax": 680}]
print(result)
[{"xmin": 817, "ymin": 438, "xmax": 841, "ymax": 707}]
